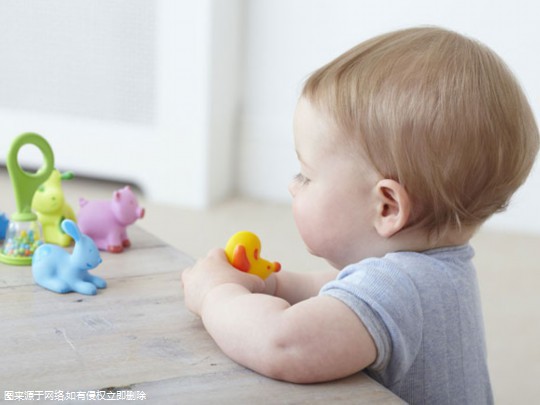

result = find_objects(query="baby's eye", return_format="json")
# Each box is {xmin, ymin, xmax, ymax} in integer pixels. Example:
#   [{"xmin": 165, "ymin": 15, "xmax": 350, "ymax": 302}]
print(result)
[{"xmin": 293, "ymin": 173, "xmax": 311, "ymax": 186}]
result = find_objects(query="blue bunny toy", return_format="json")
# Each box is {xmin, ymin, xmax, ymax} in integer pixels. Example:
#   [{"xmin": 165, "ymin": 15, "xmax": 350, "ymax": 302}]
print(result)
[
  {"xmin": 32, "ymin": 219, "xmax": 106, "ymax": 295},
  {"xmin": 0, "ymin": 212, "xmax": 8, "ymax": 240}
]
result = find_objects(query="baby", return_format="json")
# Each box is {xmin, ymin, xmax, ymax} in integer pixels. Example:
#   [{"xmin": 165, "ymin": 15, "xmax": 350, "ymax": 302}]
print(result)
[{"xmin": 182, "ymin": 27, "xmax": 539, "ymax": 404}]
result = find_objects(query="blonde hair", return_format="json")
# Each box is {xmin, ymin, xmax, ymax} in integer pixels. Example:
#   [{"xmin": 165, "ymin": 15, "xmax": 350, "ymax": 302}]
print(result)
[{"xmin": 302, "ymin": 26, "xmax": 539, "ymax": 236}]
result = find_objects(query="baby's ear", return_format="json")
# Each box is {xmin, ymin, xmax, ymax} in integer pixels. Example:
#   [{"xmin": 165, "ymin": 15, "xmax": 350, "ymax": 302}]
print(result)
[{"xmin": 373, "ymin": 179, "xmax": 411, "ymax": 238}]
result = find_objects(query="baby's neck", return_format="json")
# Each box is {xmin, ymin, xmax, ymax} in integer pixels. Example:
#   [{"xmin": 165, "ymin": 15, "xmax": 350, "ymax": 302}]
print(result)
[
  {"xmin": 330, "ymin": 226, "xmax": 476, "ymax": 270},
  {"xmin": 389, "ymin": 225, "xmax": 475, "ymax": 254}
]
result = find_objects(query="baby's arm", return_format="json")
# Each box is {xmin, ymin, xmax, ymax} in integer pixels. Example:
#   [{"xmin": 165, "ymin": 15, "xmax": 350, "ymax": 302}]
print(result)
[
  {"xmin": 182, "ymin": 249, "xmax": 376, "ymax": 383},
  {"xmin": 265, "ymin": 267, "xmax": 338, "ymax": 305}
]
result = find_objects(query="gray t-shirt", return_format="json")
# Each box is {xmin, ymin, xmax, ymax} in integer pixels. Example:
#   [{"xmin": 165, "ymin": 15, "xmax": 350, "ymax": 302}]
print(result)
[{"xmin": 320, "ymin": 244, "xmax": 493, "ymax": 404}]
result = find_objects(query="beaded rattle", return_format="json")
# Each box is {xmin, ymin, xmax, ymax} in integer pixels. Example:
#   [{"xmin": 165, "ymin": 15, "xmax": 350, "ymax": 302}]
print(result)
[{"xmin": 0, "ymin": 133, "xmax": 54, "ymax": 265}]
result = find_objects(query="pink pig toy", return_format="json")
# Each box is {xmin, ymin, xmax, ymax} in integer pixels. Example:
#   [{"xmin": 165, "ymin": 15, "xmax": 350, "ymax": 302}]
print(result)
[{"xmin": 77, "ymin": 186, "xmax": 145, "ymax": 253}]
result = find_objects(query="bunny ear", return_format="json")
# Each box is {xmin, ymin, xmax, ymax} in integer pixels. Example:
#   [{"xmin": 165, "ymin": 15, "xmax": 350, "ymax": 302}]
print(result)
[{"xmin": 61, "ymin": 219, "xmax": 81, "ymax": 242}]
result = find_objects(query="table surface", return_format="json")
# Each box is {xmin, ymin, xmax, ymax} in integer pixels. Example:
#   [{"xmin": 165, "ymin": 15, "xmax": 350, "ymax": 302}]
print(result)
[{"xmin": 0, "ymin": 227, "xmax": 403, "ymax": 404}]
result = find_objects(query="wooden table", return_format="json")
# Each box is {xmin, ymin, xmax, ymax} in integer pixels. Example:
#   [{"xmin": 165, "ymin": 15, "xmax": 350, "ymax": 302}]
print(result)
[{"xmin": 0, "ymin": 227, "xmax": 404, "ymax": 404}]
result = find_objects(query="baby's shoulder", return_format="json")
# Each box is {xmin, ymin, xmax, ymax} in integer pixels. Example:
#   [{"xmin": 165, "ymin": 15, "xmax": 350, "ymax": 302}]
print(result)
[{"xmin": 334, "ymin": 245, "xmax": 475, "ymax": 299}]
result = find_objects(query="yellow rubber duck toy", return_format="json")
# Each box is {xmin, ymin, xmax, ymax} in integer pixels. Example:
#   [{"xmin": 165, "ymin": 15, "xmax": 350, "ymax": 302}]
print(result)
[{"xmin": 225, "ymin": 231, "xmax": 281, "ymax": 279}]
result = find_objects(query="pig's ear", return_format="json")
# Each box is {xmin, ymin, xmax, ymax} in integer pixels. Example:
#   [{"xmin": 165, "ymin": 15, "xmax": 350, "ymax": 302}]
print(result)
[{"xmin": 114, "ymin": 190, "xmax": 121, "ymax": 201}]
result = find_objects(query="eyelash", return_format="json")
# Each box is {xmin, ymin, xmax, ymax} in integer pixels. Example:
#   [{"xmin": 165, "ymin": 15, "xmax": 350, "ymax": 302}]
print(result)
[{"xmin": 293, "ymin": 173, "xmax": 310, "ymax": 186}]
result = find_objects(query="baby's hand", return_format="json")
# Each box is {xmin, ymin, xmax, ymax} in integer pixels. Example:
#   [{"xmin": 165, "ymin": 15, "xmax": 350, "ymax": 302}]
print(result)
[{"xmin": 181, "ymin": 248, "xmax": 266, "ymax": 316}]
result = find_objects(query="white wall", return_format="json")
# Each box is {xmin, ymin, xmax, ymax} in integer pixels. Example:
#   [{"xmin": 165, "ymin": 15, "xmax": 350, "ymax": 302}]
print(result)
[
  {"xmin": 0, "ymin": 0, "xmax": 243, "ymax": 208},
  {"xmin": 1, "ymin": 1, "xmax": 539, "ymax": 234},
  {"xmin": 238, "ymin": 0, "xmax": 540, "ymax": 235}
]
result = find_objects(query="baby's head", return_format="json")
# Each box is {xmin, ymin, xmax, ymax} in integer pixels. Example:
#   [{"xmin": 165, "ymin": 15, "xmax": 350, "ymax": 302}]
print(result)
[{"xmin": 301, "ymin": 26, "xmax": 539, "ymax": 239}]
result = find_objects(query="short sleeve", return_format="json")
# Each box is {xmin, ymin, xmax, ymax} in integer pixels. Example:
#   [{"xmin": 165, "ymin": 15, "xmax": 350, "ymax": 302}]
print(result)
[{"xmin": 320, "ymin": 258, "xmax": 423, "ymax": 384}]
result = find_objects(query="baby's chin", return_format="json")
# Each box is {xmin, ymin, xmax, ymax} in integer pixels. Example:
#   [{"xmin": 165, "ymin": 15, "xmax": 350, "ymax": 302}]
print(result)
[{"xmin": 305, "ymin": 246, "xmax": 343, "ymax": 270}]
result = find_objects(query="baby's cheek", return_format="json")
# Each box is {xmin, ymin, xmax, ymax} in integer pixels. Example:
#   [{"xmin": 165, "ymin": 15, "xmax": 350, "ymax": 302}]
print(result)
[
  {"xmin": 292, "ymin": 200, "xmax": 315, "ymax": 246},
  {"xmin": 292, "ymin": 203, "xmax": 328, "ymax": 258}
]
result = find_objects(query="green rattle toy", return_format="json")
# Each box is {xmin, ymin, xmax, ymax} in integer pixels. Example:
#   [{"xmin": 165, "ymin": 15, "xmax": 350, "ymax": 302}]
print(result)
[{"xmin": 0, "ymin": 133, "xmax": 55, "ymax": 265}]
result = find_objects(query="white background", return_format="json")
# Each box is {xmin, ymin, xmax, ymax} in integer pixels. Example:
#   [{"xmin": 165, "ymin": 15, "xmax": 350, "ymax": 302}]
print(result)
[
  {"xmin": 238, "ymin": 0, "xmax": 540, "ymax": 235},
  {"xmin": 0, "ymin": 0, "xmax": 538, "ymax": 234}
]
